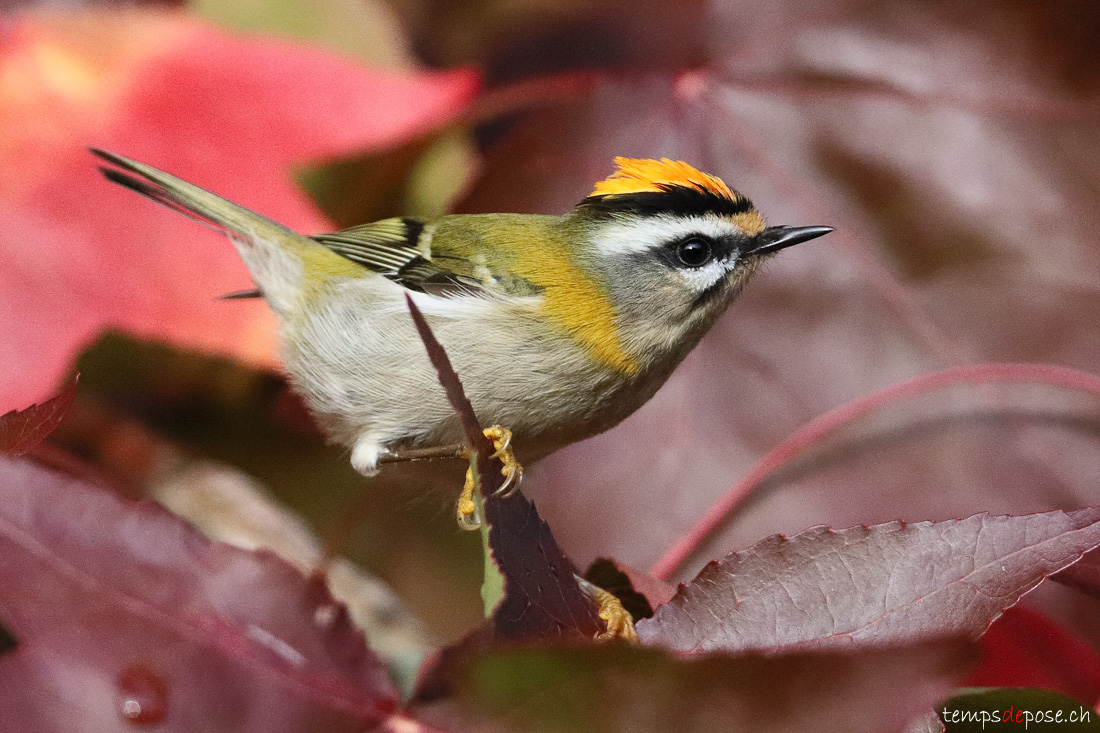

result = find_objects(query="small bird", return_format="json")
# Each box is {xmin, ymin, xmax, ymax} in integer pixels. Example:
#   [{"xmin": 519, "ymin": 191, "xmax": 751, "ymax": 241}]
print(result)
[{"xmin": 94, "ymin": 151, "xmax": 831, "ymax": 500}]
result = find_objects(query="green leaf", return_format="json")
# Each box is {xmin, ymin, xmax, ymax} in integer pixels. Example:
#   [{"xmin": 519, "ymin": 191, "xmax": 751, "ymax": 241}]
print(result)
[
  {"xmin": 451, "ymin": 640, "xmax": 974, "ymax": 733},
  {"xmin": 478, "ymin": 491, "xmax": 505, "ymax": 617}
]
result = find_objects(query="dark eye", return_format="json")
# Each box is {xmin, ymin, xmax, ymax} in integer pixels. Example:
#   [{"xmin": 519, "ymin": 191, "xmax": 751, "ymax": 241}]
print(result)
[{"xmin": 675, "ymin": 237, "xmax": 713, "ymax": 267}]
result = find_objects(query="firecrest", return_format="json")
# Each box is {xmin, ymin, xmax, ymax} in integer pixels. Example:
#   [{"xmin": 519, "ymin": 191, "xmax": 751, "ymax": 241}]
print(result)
[{"xmin": 93, "ymin": 151, "xmax": 831, "ymax": 485}]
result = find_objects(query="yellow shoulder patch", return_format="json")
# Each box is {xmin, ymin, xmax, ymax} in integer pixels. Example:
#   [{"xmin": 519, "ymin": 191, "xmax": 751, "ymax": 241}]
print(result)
[
  {"xmin": 502, "ymin": 226, "xmax": 641, "ymax": 375},
  {"xmin": 590, "ymin": 157, "xmax": 738, "ymax": 202}
]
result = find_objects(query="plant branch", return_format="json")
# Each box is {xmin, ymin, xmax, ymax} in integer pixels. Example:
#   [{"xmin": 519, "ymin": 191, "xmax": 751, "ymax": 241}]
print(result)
[
  {"xmin": 377, "ymin": 444, "xmax": 466, "ymax": 464},
  {"xmin": 650, "ymin": 362, "xmax": 1100, "ymax": 580}
]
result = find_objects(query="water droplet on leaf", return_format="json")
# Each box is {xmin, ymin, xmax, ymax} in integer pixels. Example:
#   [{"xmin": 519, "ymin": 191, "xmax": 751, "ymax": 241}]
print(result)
[{"xmin": 117, "ymin": 664, "xmax": 168, "ymax": 724}]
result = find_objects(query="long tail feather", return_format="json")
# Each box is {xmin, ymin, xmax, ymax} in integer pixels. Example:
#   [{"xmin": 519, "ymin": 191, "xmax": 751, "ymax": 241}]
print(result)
[
  {"xmin": 98, "ymin": 165, "xmax": 228, "ymax": 235},
  {"xmin": 92, "ymin": 148, "xmax": 327, "ymax": 316},
  {"xmin": 91, "ymin": 148, "xmax": 298, "ymax": 239}
]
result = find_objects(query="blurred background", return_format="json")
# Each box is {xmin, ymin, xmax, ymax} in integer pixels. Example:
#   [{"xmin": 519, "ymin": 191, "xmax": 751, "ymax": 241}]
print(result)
[{"xmin": 4, "ymin": 0, "xmax": 1100, "ymax": 662}]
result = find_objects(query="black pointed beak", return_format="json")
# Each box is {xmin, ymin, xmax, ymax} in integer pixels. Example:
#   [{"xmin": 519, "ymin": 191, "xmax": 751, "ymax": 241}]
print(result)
[{"xmin": 749, "ymin": 225, "xmax": 834, "ymax": 256}]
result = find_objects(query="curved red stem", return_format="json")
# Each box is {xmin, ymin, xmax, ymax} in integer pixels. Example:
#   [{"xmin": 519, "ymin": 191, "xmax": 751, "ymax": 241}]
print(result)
[{"xmin": 649, "ymin": 362, "xmax": 1100, "ymax": 580}]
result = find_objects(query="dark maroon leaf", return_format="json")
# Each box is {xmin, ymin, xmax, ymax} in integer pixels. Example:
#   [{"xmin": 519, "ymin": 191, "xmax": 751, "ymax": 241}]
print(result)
[
  {"xmin": 411, "ymin": 489, "xmax": 603, "ymax": 707},
  {"xmin": 405, "ymin": 295, "xmax": 495, "ymax": 473},
  {"xmin": 405, "ymin": 295, "xmax": 599, "ymax": 639},
  {"xmin": 411, "ymin": 486, "xmax": 601, "ymax": 706},
  {"xmin": 405, "ymin": 296, "xmax": 601, "ymax": 709},
  {"xmin": 390, "ymin": 0, "xmax": 705, "ymax": 76},
  {"xmin": 638, "ymin": 509, "xmax": 1100, "ymax": 653},
  {"xmin": 648, "ymin": 364, "xmax": 1100, "ymax": 580},
  {"xmin": 484, "ymin": 492, "xmax": 601, "ymax": 641},
  {"xmin": 0, "ymin": 377, "xmax": 77, "ymax": 456},
  {"xmin": 446, "ymin": 639, "xmax": 975, "ymax": 733},
  {"xmin": 0, "ymin": 456, "xmax": 399, "ymax": 731},
  {"xmin": 411, "ymin": 484, "xmax": 602, "ymax": 704}
]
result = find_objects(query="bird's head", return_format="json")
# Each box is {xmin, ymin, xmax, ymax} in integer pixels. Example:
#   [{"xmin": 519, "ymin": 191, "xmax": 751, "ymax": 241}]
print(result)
[{"xmin": 566, "ymin": 157, "xmax": 832, "ymax": 371}]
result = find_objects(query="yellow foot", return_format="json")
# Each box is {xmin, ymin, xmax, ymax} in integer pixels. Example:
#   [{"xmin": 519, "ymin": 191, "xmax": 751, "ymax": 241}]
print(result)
[
  {"xmin": 456, "ymin": 425, "xmax": 524, "ymax": 531},
  {"xmin": 456, "ymin": 467, "xmax": 481, "ymax": 531},
  {"xmin": 483, "ymin": 425, "xmax": 523, "ymax": 498},
  {"xmin": 576, "ymin": 576, "xmax": 638, "ymax": 642}
]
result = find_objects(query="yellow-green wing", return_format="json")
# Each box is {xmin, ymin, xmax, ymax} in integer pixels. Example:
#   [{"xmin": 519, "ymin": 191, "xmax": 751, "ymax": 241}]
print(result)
[
  {"xmin": 313, "ymin": 216, "xmax": 543, "ymax": 298},
  {"xmin": 310, "ymin": 217, "xmax": 473, "ymax": 295}
]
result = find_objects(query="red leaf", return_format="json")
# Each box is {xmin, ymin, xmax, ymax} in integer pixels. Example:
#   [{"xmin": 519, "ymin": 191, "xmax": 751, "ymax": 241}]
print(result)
[
  {"xmin": 0, "ymin": 377, "xmax": 77, "ymax": 456},
  {"xmin": 0, "ymin": 10, "xmax": 478, "ymax": 409},
  {"xmin": 0, "ymin": 456, "xmax": 399, "ymax": 731},
  {"xmin": 965, "ymin": 605, "xmax": 1100, "ymax": 707},
  {"xmin": 637, "ymin": 509, "xmax": 1100, "ymax": 653},
  {"xmin": 443, "ymin": 640, "xmax": 976, "ymax": 733}
]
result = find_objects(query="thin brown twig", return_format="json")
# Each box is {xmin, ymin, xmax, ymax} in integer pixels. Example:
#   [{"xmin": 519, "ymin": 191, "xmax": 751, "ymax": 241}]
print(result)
[{"xmin": 376, "ymin": 443, "xmax": 467, "ymax": 464}]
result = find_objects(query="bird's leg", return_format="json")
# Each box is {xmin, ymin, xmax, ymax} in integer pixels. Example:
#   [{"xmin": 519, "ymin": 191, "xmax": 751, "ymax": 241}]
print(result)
[
  {"xmin": 371, "ymin": 428, "xmax": 521, "ymax": 529},
  {"xmin": 456, "ymin": 425, "xmax": 524, "ymax": 530},
  {"xmin": 575, "ymin": 575, "xmax": 638, "ymax": 642},
  {"xmin": 455, "ymin": 462, "xmax": 482, "ymax": 531}
]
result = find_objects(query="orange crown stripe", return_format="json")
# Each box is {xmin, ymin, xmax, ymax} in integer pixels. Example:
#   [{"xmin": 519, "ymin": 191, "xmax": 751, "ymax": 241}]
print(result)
[{"xmin": 590, "ymin": 157, "xmax": 740, "ymax": 201}]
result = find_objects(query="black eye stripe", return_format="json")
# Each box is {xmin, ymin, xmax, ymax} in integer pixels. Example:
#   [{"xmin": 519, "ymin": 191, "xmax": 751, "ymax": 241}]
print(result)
[{"xmin": 639, "ymin": 231, "xmax": 744, "ymax": 271}]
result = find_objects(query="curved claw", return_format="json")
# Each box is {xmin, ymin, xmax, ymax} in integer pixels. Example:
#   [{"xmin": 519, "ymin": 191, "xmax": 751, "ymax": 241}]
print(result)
[
  {"xmin": 482, "ymin": 425, "xmax": 523, "ymax": 498},
  {"xmin": 450, "ymin": 426, "xmax": 524, "ymax": 528},
  {"xmin": 574, "ymin": 575, "xmax": 638, "ymax": 642},
  {"xmin": 489, "ymin": 431, "xmax": 512, "ymax": 459},
  {"xmin": 456, "ymin": 502, "xmax": 482, "ymax": 531},
  {"xmin": 493, "ymin": 462, "xmax": 523, "ymax": 497}
]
